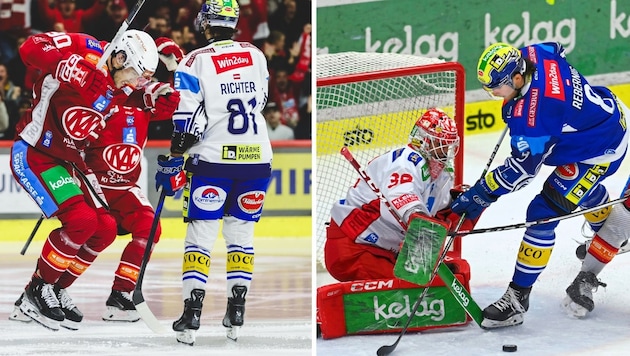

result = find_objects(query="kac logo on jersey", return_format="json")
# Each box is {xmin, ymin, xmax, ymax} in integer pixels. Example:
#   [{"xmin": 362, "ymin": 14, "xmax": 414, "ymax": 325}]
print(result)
[
  {"xmin": 61, "ymin": 106, "xmax": 104, "ymax": 140},
  {"xmin": 237, "ymin": 191, "xmax": 265, "ymax": 214},
  {"xmin": 192, "ymin": 185, "xmax": 226, "ymax": 211},
  {"xmin": 103, "ymin": 143, "xmax": 142, "ymax": 174},
  {"xmin": 212, "ymin": 52, "xmax": 253, "ymax": 74}
]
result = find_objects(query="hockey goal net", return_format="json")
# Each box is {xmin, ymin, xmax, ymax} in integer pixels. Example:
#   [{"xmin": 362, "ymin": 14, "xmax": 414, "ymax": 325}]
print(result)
[{"xmin": 316, "ymin": 52, "xmax": 466, "ymax": 270}]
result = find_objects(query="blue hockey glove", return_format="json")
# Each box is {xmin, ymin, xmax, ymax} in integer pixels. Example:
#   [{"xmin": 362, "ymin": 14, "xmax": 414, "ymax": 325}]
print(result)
[
  {"xmin": 155, "ymin": 155, "xmax": 186, "ymax": 196},
  {"xmin": 450, "ymin": 181, "xmax": 497, "ymax": 220}
]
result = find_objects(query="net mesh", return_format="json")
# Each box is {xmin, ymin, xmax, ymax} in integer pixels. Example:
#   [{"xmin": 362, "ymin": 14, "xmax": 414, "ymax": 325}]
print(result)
[{"xmin": 315, "ymin": 52, "xmax": 464, "ymax": 269}]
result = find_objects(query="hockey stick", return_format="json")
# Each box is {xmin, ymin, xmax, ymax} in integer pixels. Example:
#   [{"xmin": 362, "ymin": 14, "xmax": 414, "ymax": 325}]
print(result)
[
  {"xmin": 454, "ymin": 194, "xmax": 629, "ymax": 236},
  {"xmin": 20, "ymin": 215, "xmax": 44, "ymax": 255},
  {"xmin": 96, "ymin": 0, "xmax": 147, "ymax": 69},
  {"xmin": 132, "ymin": 189, "xmax": 167, "ymax": 334},
  {"xmin": 376, "ymin": 126, "xmax": 508, "ymax": 356}
]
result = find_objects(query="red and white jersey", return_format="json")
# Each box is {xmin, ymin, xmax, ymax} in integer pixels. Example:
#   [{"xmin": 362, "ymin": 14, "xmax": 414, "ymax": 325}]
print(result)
[
  {"xmin": 83, "ymin": 103, "xmax": 161, "ymax": 190},
  {"xmin": 16, "ymin": 31, "xmax": 136, "ymax": 167},
  {"xmin": 173, "ymin": 39, "xmax": 271, "ymax": 165},
  {"xmin": 330, "ymin": 146, "xmax": 454, "ymax": 253},
  {"xmin": 19, "ymin": 31, "xmax": 105, "ymax": 79}
]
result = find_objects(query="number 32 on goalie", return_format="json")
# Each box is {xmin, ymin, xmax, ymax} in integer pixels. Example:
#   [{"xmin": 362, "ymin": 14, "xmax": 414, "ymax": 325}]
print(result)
[{"xmin": 388, "ymin": 173, "xmax": 413, "ymax": 188}]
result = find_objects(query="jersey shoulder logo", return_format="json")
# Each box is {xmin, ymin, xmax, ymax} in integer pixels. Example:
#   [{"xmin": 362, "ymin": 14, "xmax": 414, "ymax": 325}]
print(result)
[{"xmin": 212, "ymin": 52, "xmax": 253, "ymax": 74}]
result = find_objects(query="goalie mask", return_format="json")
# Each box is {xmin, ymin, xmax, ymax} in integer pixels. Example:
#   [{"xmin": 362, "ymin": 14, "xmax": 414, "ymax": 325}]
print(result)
[
  {"xmin": 409, "ymin": 108, "xmax": 459, "ymax": 172},
  {"xmin": 195, "ymin": 0, "xmax": 240, "ymax": 32}
]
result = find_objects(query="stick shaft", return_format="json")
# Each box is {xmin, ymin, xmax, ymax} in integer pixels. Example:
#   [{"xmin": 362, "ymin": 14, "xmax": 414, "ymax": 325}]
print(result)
[{"xmin": 96, "ymin": 0, "xmax": 147, "ymax": 69}]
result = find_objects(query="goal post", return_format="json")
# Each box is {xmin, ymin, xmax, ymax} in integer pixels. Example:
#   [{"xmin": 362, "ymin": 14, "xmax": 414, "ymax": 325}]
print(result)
[{"xmin": 315, "ymin": 52, "xmax": 466, "ymax": 270}]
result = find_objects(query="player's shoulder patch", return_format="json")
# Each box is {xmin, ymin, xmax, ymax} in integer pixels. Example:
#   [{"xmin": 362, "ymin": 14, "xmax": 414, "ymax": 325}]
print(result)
[{"xmin": 407, "ymin": 151, "xmax": 423, "ymax": 166}]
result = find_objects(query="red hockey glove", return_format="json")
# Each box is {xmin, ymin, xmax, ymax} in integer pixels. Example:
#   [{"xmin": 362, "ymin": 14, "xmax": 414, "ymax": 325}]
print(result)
[
  {"xmin": 144, "ymin": 82, "xmax": 176, "ymax": 107},
  {"xmin": 435, "ymin": 208, "xmax": 478, "ymax": 235},
  {"xmin": 54, "ymin": 53, "xmax": 108, "ymax": 104},
  {"xmin": 156, "ymin": 37, "xmax": 184, "ymax": 71},
  {"xmin": 155, "ymin": 90, "xmax": 180, "ymax": 117}
]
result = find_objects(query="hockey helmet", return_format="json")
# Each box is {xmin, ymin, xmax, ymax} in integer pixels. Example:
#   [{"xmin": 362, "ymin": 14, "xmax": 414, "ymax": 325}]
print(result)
[
  {"xmin": 112, "ymin": 30, "xmax": 159, "ymax": 79},
  {"xmin": 477, "ymin": 42, "xmax": 525, "ymax": 91},
  {"xmin": 195, "ymin": 0, "xmax": 240, "ymax": 32},
  {"xmin": 409, "ymin": 108, "xmax": 459, "ymax": 164}
]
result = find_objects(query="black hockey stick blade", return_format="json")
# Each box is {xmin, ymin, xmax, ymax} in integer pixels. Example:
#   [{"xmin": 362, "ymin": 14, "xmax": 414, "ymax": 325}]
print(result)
[{"xmin": 132, "ymin": 190, "xmax": 167, "ymax": 334}]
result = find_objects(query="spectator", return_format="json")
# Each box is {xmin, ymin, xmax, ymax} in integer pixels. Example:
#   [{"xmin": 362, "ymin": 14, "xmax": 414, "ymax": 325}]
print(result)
[
  {"xmin": 6, "ymin": 35, "xmax": 27, "ymax": 88},
  {"xmin": 264, "ymin": 102, "xmax": 294, "ymax": 140},
  {"xmin": 0, "ymin": 91, "xmax": 9, "ymax": 137},
  {"xmin": 86, "ymin": 0, "xmax": 128, "ymax": 41},
  {"xmin": 294, "ymin": 93, "xmax": 311, "ymax": 140},
  {"xmin": 269, "ymin": 67, "xmax": 300, "ymax": 128},
  {"xmin": 38, "ymin": 0, "xmax": 106, "ymax": 33},
  {"xmin": 146, "ymin": 15, "xmax": 171, "ymax": 39},
  {"xmin": 268, "ymin": 0, "xmax": 303, "ymax": 44},
  {"xmin": 263, "ymin": 30, "xmax": 290, "ymax": 72},
  {"xmin": 235, "ymin": 0, "xmax": 269, "ymax": 48},
  {"xmin": 0, "ymin": 63, "xmax": 21, "ymax": 107},
  {"xmin": 288, "ymin": 23, "xmax": 311, "ymax": 84}
]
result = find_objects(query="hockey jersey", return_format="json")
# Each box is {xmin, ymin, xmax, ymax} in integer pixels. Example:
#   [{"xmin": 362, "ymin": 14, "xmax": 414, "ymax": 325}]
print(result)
[
  {"xmin": 16, "ymin": 32, "xmax": 137, "ymax": 168},
  {"xmin": 83, "ymin": 102, "xmax": 168, "ymax": 190},
  {"xmin": 482, "ymin": 42, "xmax": 629, "ymax": 196},
  {"xmin": 173, "ymin": 39, "xmax": 272, "ymax": 169},
  {"xmin": 330, "ymin": 146, "xmax": 454, "ymax": 253}
]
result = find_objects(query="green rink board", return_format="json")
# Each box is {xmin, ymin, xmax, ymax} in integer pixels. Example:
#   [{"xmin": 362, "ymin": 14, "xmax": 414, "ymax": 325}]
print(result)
[{"xmin": 0, "ymin": 216, "xmax": 312, "ymax": 243}]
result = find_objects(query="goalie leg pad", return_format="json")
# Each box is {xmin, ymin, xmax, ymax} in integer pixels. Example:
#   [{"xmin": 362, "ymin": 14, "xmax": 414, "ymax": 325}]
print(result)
[
  {"xmin": 324, "ymin": 220, "xmax": 397, "ymax": 282},
  {"xmin": 317, "ymin": 262, "xmax": 471, "ymax": 340}
]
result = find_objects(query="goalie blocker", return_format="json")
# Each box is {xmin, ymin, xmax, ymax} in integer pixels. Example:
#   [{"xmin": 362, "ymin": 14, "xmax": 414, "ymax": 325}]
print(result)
[{"xmin": 317, "ymin": 254, "xmax": 471, "ymax": 339}]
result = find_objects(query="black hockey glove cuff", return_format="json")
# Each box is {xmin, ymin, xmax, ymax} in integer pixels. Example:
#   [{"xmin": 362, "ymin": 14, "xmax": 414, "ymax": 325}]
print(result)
[{"xmin": 170, "ymin": 132, "xmax": 198, "ymax": 155}]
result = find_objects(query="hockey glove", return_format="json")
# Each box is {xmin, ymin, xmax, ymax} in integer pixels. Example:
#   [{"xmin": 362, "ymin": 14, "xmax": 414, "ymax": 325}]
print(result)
[
  {"xmin": 144, "ymin": 82, "xmax": 175, "ymax": 108},
  {"xmin": 450, "ymin": 181, "xmax": 497, "ymax": 220},
  {"xmin": 435, "ymin": 208, "xmax": 478, "ymax": 234},
  {"xmin": 155, "ymin": 155, "xmax": 186, "ymax": 196},
  {"xmin": 156, "ymin": 37, "xmax": 184, "ymax": 71},
  {"xmin": 54, "ymin": 53, "xmax": 109, "ymax": 104}
]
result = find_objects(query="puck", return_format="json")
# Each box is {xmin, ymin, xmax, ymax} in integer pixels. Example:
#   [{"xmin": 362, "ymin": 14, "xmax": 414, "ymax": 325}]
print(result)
[{"xmin": 502, "ymin": 344, "xmax": 517, "ymax": 352}]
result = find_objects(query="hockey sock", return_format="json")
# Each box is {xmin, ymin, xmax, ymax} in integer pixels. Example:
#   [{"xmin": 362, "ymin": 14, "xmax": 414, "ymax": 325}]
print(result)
[
  {"xmin": 182, "ymin": 244, "xmax": 211, "ymax": 300},
  {"xmin": 226, "ymin": 244, "xmax": 254, "ymax": 296},
  {"xmin": 512, "ymin": 228, "xmax": 555, "ymax": 287},
  {"xmin": 37, "ymin": 228, "xmax": 83, "ymax": 284}
]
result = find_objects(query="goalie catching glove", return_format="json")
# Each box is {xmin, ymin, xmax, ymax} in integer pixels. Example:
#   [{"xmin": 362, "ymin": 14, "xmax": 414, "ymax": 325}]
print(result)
[
  {"xmin": 155, "ymin": 155, "xmax": 186, "ymax": 196},
  {"xmin": 54, "ymin": 52, "xmax": 109, "ymax": 104}
]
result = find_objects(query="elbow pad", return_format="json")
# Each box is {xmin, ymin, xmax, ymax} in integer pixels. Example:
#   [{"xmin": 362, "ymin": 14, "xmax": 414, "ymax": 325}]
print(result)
[{"xmin": 170, "ymin": 132, "xmax": 198, "ymax": 154}]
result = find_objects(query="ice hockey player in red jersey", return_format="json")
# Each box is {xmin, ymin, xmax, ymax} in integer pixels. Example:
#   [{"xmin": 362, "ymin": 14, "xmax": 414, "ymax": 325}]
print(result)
[
  {"xmin": 10, "ymin": 29, "xmax": 162, "ymax": 331},
  {"xmin": 89, "ymin": 37, "xmax": 182, "ymax": 322}
]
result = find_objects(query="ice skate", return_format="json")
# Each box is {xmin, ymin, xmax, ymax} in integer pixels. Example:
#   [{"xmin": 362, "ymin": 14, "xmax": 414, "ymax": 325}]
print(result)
[
  {"xmin": 222, "ymin": 285, "xmax": 247, "ymax": 341},
  {"xmin": 102, "ymin": 290, "xmax": 140, "ymax": 322},
  {"xmin": 8, "ymin": 293, "xmax": 32, "ymax": 323},
  {"xmin": 173, "ymin": 289, "xmax": 205, "ymax": 346},
  {"xmin": 19, "ymin": 276, "xmax": 65, "ymax": 331},
  {"xmin": 481, "ymin": 282, "xmax": 531, "ymax": 329},
  {"xmin": 562, "ymin": 271, "xmax": 606, "ymax": 318},
  {"xmin": 54, "ymin": 285, "xmax": 83, "ymax": 330}
]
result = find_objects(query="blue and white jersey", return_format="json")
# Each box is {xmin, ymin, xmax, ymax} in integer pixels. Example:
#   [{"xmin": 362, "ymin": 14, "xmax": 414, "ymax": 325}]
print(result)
[
  {"xmin": 483, "ymin": 42, "xmax": 629, "ymax": 196},
  {"xmin": 172, "ymin": 39, "xmax": 271, "ymax": 166}
]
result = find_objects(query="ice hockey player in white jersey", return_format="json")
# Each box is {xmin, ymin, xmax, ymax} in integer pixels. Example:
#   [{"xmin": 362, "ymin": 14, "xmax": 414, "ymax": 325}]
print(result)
[
  {"xmin": 324, "ymin": 108, "xmax": 475, "ymax": 282},
  {"xmin": 154, "ymin": 0, "xmax": 271, "ymax": 346}
]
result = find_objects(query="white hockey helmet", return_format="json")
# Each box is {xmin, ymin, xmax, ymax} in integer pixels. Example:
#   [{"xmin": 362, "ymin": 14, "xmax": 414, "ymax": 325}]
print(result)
[
  {"xmin": 194, "ymin": 0, "xmax": 240, "ymax": 32},
  {"xmin": 112, "ymin": 30, "xmax": 159, "ymax": 77},
  {"xmin": 408, "ymin": 108, "xmax": 460, "ymax": 164}
]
